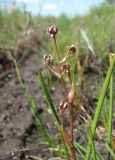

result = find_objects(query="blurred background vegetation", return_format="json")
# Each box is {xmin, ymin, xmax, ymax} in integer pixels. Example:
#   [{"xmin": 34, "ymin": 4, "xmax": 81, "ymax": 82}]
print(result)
[{"xmin": 0, "ymin": 1, "xmax": 115, "ymax": 60}]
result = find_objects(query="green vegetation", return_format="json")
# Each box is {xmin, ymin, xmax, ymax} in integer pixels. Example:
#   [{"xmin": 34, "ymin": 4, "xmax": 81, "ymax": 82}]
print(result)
[
  {"xmin": 0, "ymin": 3, "xmax": 115, "ymax": 58},
  {"xmin": 1, "ymin": 2, "xmax": 115, "ymax": 160},
  {"xmin": 14, "ymin": 27, "xmax": 115, "ymax": 159},
  {"xmin": 0, "ymin": 8, "xmax": 27, "ymax": 47}
]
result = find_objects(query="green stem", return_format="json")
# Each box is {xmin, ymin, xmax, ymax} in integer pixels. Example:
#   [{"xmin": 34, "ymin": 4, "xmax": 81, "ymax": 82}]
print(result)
[
  {"xmin": 89, "ymin": 127, "xmax": 97, "ymax": 160},
  {"xmin": 85, "ymin": 55, "xmax": 115, "ymax": 160},
  {"xmin": 13, "ymin": 58, "xmax": 24, "ymax": 89},
  {"xmin": 107, "ymin": 54, "xmax": 114, "ymax": 159}
]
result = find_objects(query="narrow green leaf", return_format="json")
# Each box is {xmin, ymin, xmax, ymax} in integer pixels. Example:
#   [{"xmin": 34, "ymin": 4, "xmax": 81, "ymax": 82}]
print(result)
[
  {"xmin": 107, "ymin": 54, "xmax": 114, "ymax": 159},
  {"xmin": 81, "ymin": 29, "xmax": 94, "ymax": 54},
  {"xmin": 105, "ymin": 143, "xmax": 115, "ymax": 159},
  {"xmin": 38, "ymin": 70, "xmax": 70, "ymax": 160},
  {"xmin": 85, "ymin": 55, "xmax": 115, "ymax": 160},
  {"xmin": 75, "ymin": 142, "xmax": 86, "ymax": 159},
  {"xmin": 13, "ymin": 59, "xmax": 24, "ymax": 89},
  {"xmin": 30, "ymin": 99, "xmax": 56, "ymax": 148},
  {"xmin": 89, "ymin": 128, "xmax": 97, "ymax": 160},
  {"xmin": 38, "ymin": 70, "xmax": 61, "ymax": 126}
]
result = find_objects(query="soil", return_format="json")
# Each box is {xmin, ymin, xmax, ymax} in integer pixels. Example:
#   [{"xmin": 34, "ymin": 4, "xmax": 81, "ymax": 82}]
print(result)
[
  {"xmin": 0, "ymin": 48, "xmax": 114, "ymax": 160},
  {"xmin": 0, "ymin": 50, "xmax": 67, "ymax": 160}
]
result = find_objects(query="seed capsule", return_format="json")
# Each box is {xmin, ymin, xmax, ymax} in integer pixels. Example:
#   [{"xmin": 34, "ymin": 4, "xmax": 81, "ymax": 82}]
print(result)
[
  {"xmin": 61, "ymin": 64, "xmax": 71, "ymax": 74},
  {"xmin": 43, "ymin": 55, "xmax": 53, "ymax": 65},
  {"xmin": 68, "ymin": 45, "xmax": 76, "ymax": 54},
  {"xmin": 59, "ymin": 101, "xmax": 68, "ymax": 113},
  {"xmin": 47, "ymin": 26, "xmax": 58, "ymax": 38}
]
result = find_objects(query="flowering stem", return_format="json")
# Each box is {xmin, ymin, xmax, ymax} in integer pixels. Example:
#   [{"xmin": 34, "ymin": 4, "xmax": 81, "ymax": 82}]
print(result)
[
  {"xmin": 68, "ymin": 72, "xmax": 72, "ymax": 86},
  {"xmin": 53, "ymin": 36, "xmax": 61, "ymax": 62},
  {"xmin": 69, "ymin": 104, "xmax": 76, "ymax": 160},
  {"xmin": 68, "ymin": 71, "xmax": 76, "ymax": 159},
  {"xmin": 60, "ymin": 78, "xmax": 69, "ymax": 97},
  {"xmin": 59, "ymin": 51, "xmax": 69, "ymax": 64},
  {"xmin": 70, "ymin": 104, "xmax": 74, "ymax": 141},
  {"xmin": 70, "ymin": 146, "xmax": 76, "ymax": 160},
  {"xmin": 53, "ymin": 36, "xmax": 68, "ymax": 98},
  {"xmin": 48, "ymin": 66, "xmax": 68, "ymax": 98}
]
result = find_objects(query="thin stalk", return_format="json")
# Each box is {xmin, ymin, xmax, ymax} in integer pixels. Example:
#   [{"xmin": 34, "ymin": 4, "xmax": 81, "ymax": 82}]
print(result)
[
  {"xmin": 68, "ymin": 70, "xmax": 76, "ymax": 160},
  {"xmin": 85, "ymin": 55, "xmax": 115, "ymax": 160},
  {"xmin": 48, "ymin": 65, "xmax": 68, "ymax": 97},
  {"xmin": 70, "ymin": 105, "xmax": 74, "ymax": 142},
  {"xmin": 68, "ymin": 73, "xmax": 74, "ymax": 142},
  {"xmin": 69, "ymin": 104, "xmax": 76, "ymax": 160},
  {"xmin": 107, "ymin": 54, "xmax": 114, "ymax": 159},
  {"xmin": 89, "ymin": 127, "xmax": 97, "ymax": 160},
  {"xmin": 13, "ymin": 58, "xmax": 24, "ymax": 89},
  {"xmin": 68, "ymin": 72, "xmax": 72, "ymax": 85},
  {"xmin": 70, "ymin": 146, "xmax": 76, "ymax": 160},
  {"xmin": 59, "ymin": 77, "xmax": 68, "ymax": 98},
  {"xmin": 68, "ymin": 74, "xmax": 74, "ymax": 139},
  {"xmin": 53, "ymin": 36, "xmax": 68, "ymax": 98},
  {"xmin": 53, "ymin": 36, "xmax": 61, "ymax": 62}
]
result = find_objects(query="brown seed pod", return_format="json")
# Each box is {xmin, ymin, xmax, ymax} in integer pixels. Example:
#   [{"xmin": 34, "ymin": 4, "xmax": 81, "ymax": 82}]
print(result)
[
  {"xmin": 61, "ymin": 64, "xmax": 71, "ymax": 74},
  {"xmin": 43, "ymin": 55, "xmax": 53, "ymax": 65},
  {"xmin": 59, "ymin": 101, "xmax": 68, "ymax": 113},
  {"xmin": 47, "ymin": 26, "xmax": 58, "ymax": 38},
  {"xmin": 68, "ymin": 45, "xmax": 76, "ymax": 54}
]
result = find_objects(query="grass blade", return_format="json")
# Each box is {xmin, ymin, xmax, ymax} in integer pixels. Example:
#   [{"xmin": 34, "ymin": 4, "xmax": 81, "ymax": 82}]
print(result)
[
  {"xmin": 105, "ymin": 143, "xmax": 115, "ymax": 159},
  {"xmin": 38, "ymin": 70, "xmax": 70, "ymax": 160},
  {"xmin": 107, "ymin": 54, "xmax": 114, "ymax": 159},
  {"xmin": 13, "ymin": 58, "xmax": 25, "ymax": 89},
  {"xmin": 85, "ymin": 55, "xmax": 115, "ymax": 160},
  {"xmin": 81, "ymin": 29, "xmax": 94, "ymax": 54},
  {"xmin": 38, "ymin": 70, "xmax": 61, "ymax": 127},
  {"xmin": 30, "ymin": 99, "xmax": 57, "ymax": 148},
  {"xmin": 89, "ymin": 128, "xmax": 97, "ymax": 160},
  {"xmin": 75, "ymin": 142, "xmax": 86, "ymax": 159}
]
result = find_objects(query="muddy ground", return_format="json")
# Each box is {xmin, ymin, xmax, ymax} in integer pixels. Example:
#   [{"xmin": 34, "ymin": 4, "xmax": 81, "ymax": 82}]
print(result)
[{"xmin": 0, "ymin": 47, "xmax": 114, "ymax": 160}]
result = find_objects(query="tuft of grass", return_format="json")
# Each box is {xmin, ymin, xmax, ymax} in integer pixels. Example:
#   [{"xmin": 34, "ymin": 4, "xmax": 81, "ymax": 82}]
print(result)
[{"xmin": 85, "ymin": 55, "xmax": 115, "ymax": 160}]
